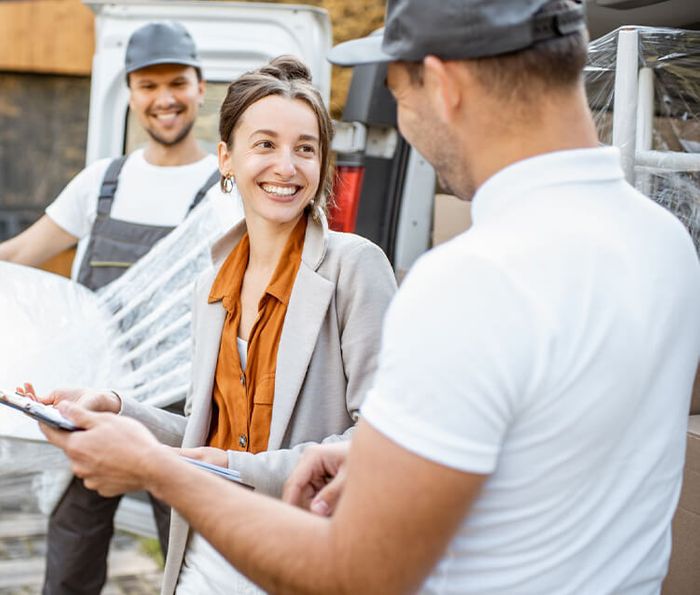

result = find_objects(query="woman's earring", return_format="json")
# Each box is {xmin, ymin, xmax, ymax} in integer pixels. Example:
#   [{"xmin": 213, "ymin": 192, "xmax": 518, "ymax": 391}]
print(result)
[{"xmin": 222, "ymin": 174, "xmax": 235, "ymax": 194}]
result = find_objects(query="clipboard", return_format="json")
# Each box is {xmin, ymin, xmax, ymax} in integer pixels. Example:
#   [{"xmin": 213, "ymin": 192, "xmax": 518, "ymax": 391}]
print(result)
[
  {"xmin": 0, "ymin": 389, "xmax": 80, "ymax": 432},
  {"xmin": 181, "ymin": 456, "xmax": 254, "ymax": 490}
]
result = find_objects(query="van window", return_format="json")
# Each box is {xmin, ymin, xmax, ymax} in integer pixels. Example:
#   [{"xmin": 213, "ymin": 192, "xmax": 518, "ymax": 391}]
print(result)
[{"xmin": 123, "ymin": 81, "xmax": 230, "ymax": 155}]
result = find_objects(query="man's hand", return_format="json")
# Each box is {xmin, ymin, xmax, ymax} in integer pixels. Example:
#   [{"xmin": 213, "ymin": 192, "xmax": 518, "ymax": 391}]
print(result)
[
  {"xmin": 40, "ymin": 401, "xmax": 168, "ymax": 497},
  {"xmin": 20, "ymin": 382, "xmax": 121, "ymax": 414},
  {"xmin": 282, "ymin": 442, "xmax": 349, "ymax": 516},
  {"xmin": 178, "ymin": 446, "xmax": 228, "ymax": 468}
]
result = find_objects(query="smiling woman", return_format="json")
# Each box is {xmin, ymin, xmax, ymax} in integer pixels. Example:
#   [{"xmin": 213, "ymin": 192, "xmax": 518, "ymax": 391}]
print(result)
[
  {"xmin": 162, "ymin": 56, "xmax": 396, "ymax": 594},
  {"xmin": 39, "ymin": 56, "xmax": 398, "ymax": 595}
]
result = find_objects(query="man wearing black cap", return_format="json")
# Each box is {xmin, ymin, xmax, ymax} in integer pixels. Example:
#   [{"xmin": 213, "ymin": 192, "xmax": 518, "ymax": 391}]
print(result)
[
  {"xmin": 0, "ymin": 21, "xmax": 236, "ymax": 595},
  {"xmin": 41, "ymin": 1, "xmax": 700, "ymax": 593}
]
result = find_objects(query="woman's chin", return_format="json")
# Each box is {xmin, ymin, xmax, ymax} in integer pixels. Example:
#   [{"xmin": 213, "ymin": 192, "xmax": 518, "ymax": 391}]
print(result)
[{"xmin": 254, "ymin": 206, "xmax": 307, "ymax": 227}]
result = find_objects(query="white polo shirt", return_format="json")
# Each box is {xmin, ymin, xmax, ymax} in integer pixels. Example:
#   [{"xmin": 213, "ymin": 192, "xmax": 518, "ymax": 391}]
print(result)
[{"xmin": 362, "ymin": 147, "xmax": 700, "ymax": 594}]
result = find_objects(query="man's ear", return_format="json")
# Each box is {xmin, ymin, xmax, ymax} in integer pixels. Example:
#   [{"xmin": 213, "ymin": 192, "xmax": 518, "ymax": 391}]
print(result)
[{"xmin": 423, "ymin": 56, "xmax": 462, "ymax": 124}]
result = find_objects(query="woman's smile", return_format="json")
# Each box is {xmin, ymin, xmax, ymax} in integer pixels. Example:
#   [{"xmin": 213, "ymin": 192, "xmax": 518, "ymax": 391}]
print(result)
[{"xmin": 259, "ymin": 182, "xmax": 303, "ymax": 201}]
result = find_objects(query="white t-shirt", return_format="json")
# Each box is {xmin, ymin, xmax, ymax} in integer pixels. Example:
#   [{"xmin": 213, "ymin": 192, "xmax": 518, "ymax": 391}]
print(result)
[
  {"xmin": 362, "ymin": 147, "xmax": 700, "ymax": 594},
  {"xmin": 45, "ymin": 149, "xmax": 240, "ymax": 279}
]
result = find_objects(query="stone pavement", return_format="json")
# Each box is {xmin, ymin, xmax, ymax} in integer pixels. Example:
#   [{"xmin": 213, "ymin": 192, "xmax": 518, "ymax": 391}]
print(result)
[{"xmin": 0, "ymin": 478, "xmax": 163, "ymax": 595}]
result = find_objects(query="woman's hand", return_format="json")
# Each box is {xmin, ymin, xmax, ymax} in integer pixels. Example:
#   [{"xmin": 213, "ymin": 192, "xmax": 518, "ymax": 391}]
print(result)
[
  {"xmin": 18, "ymin": 382, "xmax": 121, "ymax": 413},
  {"xmin": 177, "ymin": 446, "xmax": 229, "ymax": 468}
]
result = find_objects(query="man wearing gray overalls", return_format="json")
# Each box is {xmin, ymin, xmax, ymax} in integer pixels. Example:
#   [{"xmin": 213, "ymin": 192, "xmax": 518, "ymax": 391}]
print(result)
[{"xmin": 0, "ymin": 21, "xmax": 223, "ymax": 595}]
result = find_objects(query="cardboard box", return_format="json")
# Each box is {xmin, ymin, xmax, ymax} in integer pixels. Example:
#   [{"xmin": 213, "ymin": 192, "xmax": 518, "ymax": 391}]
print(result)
[
  {"xmin": 690, "ymin": 369, "xmax": 700, "ymax": 416},
  {"xmin": 663, "ymin": 415, "xmax": 700, "ymax": 595},
  {"xmin": 432, "ymin": 193, "xmax": 472, "ymax": 247},
  {"xmin": 39, "ymin": 248, "xmax": 75, "ymax": 279}
]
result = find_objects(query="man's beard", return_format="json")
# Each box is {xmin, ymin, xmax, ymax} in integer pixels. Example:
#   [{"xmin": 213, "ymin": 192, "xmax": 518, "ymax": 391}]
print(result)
[
  {"xmin": 145, "ymin": 119, "xmax": 196, "ymax": 147},
  {"xmin": 437, "ymin": 168, "xmax": 475, "ymax": 202},
  {"xmin": 413, "ymin": 116, "xmax": 475, "ymax": 201},
  {"xmin": 432, "ymin": 147, "xmax": 475, "ymax": 201}
]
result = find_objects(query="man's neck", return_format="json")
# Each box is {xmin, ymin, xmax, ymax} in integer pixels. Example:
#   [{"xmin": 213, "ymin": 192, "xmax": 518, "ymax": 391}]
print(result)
[
  {"xmin": 466, "ymin": 87, "xmax": 599, "ymax": 191},
  {"xmin": 142, "ymin": 134, "xmax": 207, "ymax": 167}
]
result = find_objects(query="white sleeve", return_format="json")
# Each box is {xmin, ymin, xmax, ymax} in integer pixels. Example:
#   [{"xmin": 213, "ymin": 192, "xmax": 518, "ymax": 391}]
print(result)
[
  {"xmin": 361, "ymin": 248, "xmax": 545, "ymax": 475},
  {"xmin": 45, "ymin": 159, "xmax": 111, "ymax": 239}
]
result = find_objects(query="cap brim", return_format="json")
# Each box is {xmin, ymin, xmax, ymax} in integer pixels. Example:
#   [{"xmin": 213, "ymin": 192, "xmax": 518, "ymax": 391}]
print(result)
[
  {"xmin": 328, "ymin": 34, "xmax": 394, "ymax": 67},
  {"xmin": 126, "ymin": 58, "xmax": 201, "ymax": 74}
]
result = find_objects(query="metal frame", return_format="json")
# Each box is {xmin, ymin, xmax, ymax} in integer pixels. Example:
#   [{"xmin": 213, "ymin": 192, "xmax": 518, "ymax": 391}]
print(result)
[{"xmin": 611, "ymin": 27, "xmax": 700, "ymax": 184}]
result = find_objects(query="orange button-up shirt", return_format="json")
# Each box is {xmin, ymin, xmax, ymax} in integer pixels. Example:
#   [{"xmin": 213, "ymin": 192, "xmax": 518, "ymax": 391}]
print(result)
[{"xmin": 207, "ymin": 216, "xmax": 307, "ymax": 454}]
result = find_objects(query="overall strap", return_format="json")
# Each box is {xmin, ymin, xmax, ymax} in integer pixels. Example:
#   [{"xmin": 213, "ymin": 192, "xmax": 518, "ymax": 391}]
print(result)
[
  {"xmin": 187, "ymin": 169, "xmax": 221, "ymax": 215},
  {"xmin": 96, "ymin": 156, "xmax": 128, "ymax": 217}
]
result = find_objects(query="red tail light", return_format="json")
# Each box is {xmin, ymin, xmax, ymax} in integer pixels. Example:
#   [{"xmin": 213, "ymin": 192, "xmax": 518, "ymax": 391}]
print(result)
[{"xmin": 329, "ymin": 165, "xmax": 365, "ymax": 232}]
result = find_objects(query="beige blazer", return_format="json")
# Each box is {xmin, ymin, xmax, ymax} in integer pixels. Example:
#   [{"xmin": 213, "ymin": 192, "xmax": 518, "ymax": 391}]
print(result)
[{"xmin": 121, "ymin": 211, "xmax": 396, "ymax": 595}]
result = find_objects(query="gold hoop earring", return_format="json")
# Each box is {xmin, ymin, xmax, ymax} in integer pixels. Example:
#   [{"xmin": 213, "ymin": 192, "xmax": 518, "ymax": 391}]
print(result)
[{"xmin": 222, "ymin": 175, "xmax": 235, "ymax": 194}]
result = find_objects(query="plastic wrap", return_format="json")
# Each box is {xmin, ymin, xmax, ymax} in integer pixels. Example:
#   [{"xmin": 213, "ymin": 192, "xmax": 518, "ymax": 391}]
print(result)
[
  {"xmin": 0, "ymin": 194, "xmax": 240, "ymax": 512},
  {"xmin": 585, "ymin": 27, "xmax": 700, "ymax": 251},
  {"xmin": 0, "ymin": 262, "xmax": 122, "ymax": 512},
  {"xmin": 96, "ymin": 196, "xmax": 234, "ymax": 409}
]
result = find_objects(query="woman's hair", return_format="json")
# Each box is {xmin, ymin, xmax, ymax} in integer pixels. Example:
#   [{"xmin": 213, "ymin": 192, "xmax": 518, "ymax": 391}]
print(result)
[{"xmin": 219, "ymin": 56, "xmax": 334, "ymax": 217}]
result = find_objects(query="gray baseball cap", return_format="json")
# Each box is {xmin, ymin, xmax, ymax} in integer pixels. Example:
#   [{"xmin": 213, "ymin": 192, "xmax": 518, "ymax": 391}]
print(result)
[
  {"xmin": 125, "ymin": 21, "xmax": 201, "ymax": 74},
  {"xmin": 328, "ymin": 0, "xmax": 586, "ymax": 66}
]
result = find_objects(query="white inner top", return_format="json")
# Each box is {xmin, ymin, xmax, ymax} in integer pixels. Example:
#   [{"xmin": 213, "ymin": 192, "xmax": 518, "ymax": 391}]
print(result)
[
  {"xmin": 237, "ymin": 337, "xmax": 248, "ymax": 371},
  {"xmin": 176, "ymin": 532, "xmax": 263, "ymax": 595}
]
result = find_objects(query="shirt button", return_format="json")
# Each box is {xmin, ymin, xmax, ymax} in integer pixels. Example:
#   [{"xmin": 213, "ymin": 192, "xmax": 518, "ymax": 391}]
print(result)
[
  {"xmin": 240, "ymin": 374, "xmax": 245, "ymax": 386},
  {"xmin": 239, "ymin": 434, "xmax": 248, "ymax": 448}
]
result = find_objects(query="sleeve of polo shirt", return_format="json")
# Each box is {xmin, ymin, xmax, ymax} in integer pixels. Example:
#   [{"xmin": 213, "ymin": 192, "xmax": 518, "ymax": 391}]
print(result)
[{"xmin": 361, "ymin": 248, "xmax": 544, "ymax": 475}]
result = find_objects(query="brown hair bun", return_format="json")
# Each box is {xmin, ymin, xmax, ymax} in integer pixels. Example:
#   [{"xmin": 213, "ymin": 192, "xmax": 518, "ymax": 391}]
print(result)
[{"xmin": 260, "ymin": 55, "xmax": 313, "ymax": 83}]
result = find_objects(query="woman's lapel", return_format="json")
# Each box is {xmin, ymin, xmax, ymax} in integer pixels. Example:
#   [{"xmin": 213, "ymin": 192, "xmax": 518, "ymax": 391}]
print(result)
[
  {"xmin": 268, "ymin": 211, "xmax": 332, "ymax": 449},
  {"xmin": 268, "ymin": 263, "xmax": 333, "ymax": 448},
  {"xmin": 182, "ymin": 274, "xmax": 228, "ymax": 448}
]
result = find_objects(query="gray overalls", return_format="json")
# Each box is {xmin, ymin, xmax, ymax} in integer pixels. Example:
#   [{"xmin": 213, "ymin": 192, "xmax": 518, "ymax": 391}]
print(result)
[
  {"xmin": 76, "ymin": 155, "xmax": 220, "ymax": 290},
  {"xmin": 43, "ymin": 157, "xmax": 220, "ymax": 595}
]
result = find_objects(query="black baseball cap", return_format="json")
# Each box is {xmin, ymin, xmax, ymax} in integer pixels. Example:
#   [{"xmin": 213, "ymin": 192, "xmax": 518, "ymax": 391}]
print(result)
[
  {"xmin": 125, "ymin": 21, "xmax": 201, "ymax": 74},
  {"xmin": 328, "ymin": 0, "xmax": 586, "ymax": 66}
]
